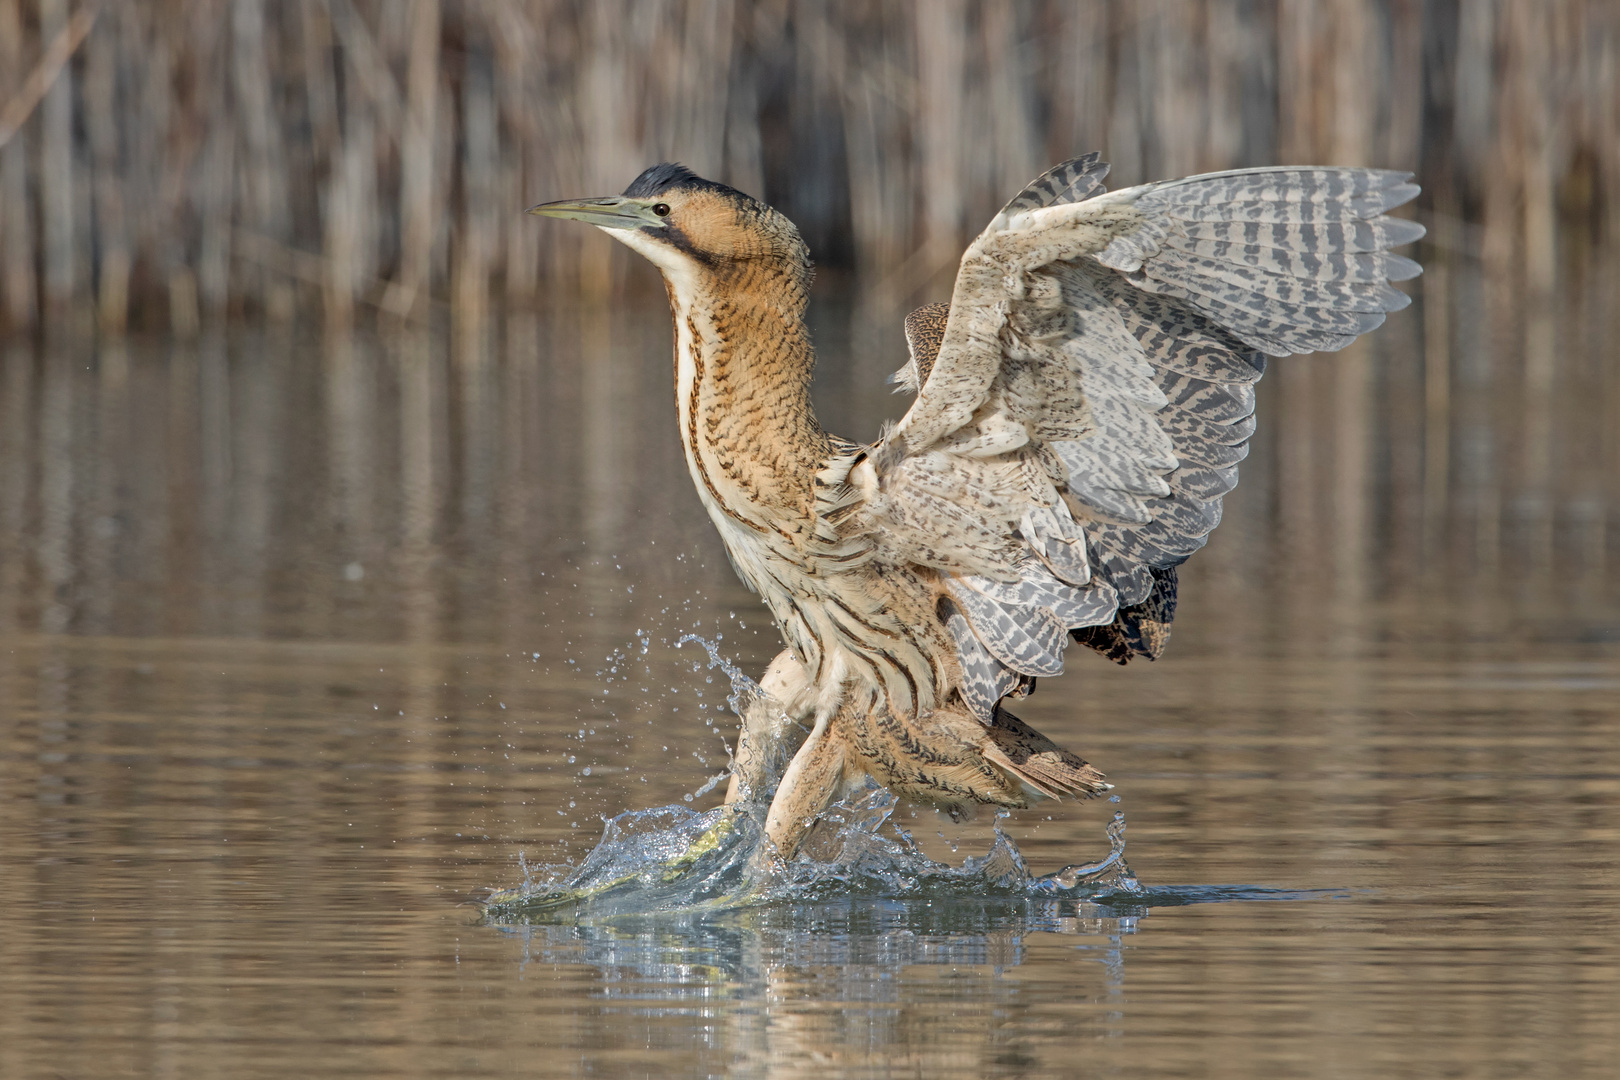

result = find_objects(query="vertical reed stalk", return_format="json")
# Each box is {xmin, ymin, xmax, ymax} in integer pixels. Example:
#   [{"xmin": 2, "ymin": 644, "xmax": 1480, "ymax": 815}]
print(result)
[
  {"xmin": 85, "ymin": 10, "xmax": 128, "ymax": 334},
  {"xmin": 0, "ymin": 0, "xmax": 35, "ymax": 330},
  {"xmin": 914, "ymin": 0, "xmax": 967, "ymax": 283},
  {"xmin": 386, "ymin": 0, "xmax": 440, "ymax": 319},
  {"xmin": 453, "ymin": 35, "xmax": 496, "ymax": 362},
  {"xmin": 38, "ymin": 0, "xmax": 76, "ymax": 310}
]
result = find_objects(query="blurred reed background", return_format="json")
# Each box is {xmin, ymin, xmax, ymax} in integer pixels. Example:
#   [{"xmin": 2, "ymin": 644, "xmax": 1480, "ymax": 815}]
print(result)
[
  {"xmin": 0, "ymin": 0, "xmax": 1615, "ymax": 329},
  {"xmin": 0, "ymin": 0, "xmax": 1617, "ymax": 646}
]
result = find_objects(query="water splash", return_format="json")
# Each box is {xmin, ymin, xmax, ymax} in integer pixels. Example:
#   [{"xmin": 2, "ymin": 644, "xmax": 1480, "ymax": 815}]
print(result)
[
  {"xmin": 486, "ymin": 637, "xmax": 1141, "ymax": 921},
  {"xmin": 674, "ymin": 633, "xmax": 758, "ymax": 720},
  {"xmin": 486, "ymin": 786, "xmax": 1140, "ymax": 920},
  {"xmin": 1031, "ymin": 811, "xmax": 1138, "ymax": 893},
  {"xmin": 673, "ymin": 633, "xmax": 804, "ymax": 804}
]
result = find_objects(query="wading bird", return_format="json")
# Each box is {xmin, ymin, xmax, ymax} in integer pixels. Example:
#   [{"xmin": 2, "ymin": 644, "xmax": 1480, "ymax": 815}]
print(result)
[{"xmin": 530, "ymin": 155, "xmax": 1422, "ymax": 858}]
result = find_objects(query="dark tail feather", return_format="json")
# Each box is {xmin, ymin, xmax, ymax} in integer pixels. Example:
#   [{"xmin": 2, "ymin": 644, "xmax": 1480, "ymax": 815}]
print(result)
[{"xmin": 1073, "ymin": 564, "xmax": 1178, "ymax": 664}]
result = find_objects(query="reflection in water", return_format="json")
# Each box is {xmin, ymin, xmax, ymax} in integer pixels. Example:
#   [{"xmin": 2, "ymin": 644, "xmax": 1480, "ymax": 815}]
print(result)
[
  {"xmin": 502, "ymin": 901, "xmax": 1134, "ymax": 990},
  {"xmin": 501, "ymin": 898, "xmax": 1138, "ymax": 1075}
]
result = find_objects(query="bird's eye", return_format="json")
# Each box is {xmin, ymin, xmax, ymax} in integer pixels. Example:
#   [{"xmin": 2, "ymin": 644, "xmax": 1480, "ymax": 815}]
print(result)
[{"xmin": 652, "ymin": 203, "xmax": 671, "ymax": 218}]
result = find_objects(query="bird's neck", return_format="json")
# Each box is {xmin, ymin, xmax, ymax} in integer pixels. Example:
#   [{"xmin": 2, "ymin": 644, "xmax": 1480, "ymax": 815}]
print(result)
[{"xmin": 662, "ymin": 261, "xmax": 831, "ymax": 544}]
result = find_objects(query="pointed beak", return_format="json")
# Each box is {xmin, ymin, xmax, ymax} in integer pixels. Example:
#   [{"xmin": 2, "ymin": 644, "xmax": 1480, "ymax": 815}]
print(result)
[{"xmin": 525, "ymin": 197, "xmax": 665, "ymax": 230}]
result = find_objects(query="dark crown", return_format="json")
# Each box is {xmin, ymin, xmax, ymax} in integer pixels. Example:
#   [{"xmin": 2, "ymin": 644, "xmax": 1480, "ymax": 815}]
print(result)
[{"xmin": 622, "ymin": 162, "xmax": 741, "ymax": 200}]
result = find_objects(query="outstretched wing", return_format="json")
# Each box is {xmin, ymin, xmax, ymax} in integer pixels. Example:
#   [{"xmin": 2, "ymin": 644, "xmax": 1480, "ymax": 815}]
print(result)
[{"xmin": 855, "ymin": 155, "xmax": 1423, "ymax": 720}]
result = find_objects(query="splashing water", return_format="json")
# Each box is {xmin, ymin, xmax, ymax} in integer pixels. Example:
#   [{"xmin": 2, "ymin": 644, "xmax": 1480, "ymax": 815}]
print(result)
[
  {"xmin": 672, "ymin": 633, "xmax": 803, "ymax": 804},
  {"xmin": 674, "ymin": 633, "xmax": 757, "ymax": 719},
  {"xmin": 485, "ymin": 637, "xmax": 1140, "ymax": 921}
]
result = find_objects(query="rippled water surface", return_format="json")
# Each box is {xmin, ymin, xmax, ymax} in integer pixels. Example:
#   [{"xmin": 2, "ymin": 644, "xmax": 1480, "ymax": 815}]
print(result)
[{"xmin": 2, "ymin": 266, "xmax": 1619, "ymax": 1077}]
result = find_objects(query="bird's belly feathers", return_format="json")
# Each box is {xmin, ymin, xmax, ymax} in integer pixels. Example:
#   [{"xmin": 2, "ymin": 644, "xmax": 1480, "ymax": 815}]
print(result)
[
  {"xmin": 721, "ymin": 526, "xmax": 957, "ymax": 723},
  {"xmin": 675, "ymin": 420, "xmax": 953, "ymax": 720}
]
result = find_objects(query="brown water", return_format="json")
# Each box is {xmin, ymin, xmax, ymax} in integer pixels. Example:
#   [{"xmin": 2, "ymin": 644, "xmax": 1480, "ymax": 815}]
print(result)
[{"xmin": 2, "ymin": 259, "xmax": 1618, "ymax": 1077}]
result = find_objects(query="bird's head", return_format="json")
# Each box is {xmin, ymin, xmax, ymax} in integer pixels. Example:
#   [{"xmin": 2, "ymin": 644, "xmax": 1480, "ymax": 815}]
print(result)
[{"xmin": 528, "ymin": 163, "xmax": 810, "ymax": 295}]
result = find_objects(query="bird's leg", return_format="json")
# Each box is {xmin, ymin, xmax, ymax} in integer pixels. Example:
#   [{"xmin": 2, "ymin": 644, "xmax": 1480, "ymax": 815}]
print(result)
[
  {"xmin": 723, "ymin": 694, "xmax": 794, "ymax": 804},
  {"xmin": 762, "ymin": 713, "xmax": 849, "ymax": 858},
  {"xmin": 724, "ymin": 650, "xmax": 814, "ymax": 805}
]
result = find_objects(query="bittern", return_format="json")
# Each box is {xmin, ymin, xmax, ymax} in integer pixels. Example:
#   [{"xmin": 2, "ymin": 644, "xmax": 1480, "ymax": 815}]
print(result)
[{"xmin": 530, "ymin": 155, "xmax": 1422, "ymax": 859}]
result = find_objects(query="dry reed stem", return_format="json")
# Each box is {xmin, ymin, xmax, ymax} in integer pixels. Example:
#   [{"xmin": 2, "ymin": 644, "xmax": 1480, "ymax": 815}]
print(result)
[{"xmin": 0, "ymin": 3, "xmax": 96, "ymax": 150}]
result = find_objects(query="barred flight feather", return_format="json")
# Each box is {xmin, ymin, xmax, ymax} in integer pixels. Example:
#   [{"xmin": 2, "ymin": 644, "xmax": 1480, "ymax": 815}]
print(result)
[
  {"xmin": 1071, "ymin": 566, "xmax": 1179, "ymax": 665},
  {"xmin": 944, "ymin": 578, "xmax": 1070, "ymax": 677},
  {"xmin": 1168, "ymin": 462, "xmax": 1241, "ymax": 501},
  {"xmin": 1091, "ymin": 273, "xmax": 1269, "ymax": 383},
  {"xmin": 959, "ymin": 564, "xmax": 1118, "ymax": 629},
  {"xmin": 1174, "ymin": 217, "xmax": 1426, "ymax": 254},
  {"xmin": 1085, "ymin": 499, "xmax": 1220, "ymax": 565},
  {"xmin": 1020, "ymin": 504, "xmax": 1091, "ymax": 586},
  {"xmin": 1062, "ymin": 479, "xmax": 1153, "ymax": 525},
  {"xmin": 1055, "ymin": 437, "xmax": 1172, "ymax": 500},
  {"xmin": 1156, "ymin": 371, "xmax": 1257, "ymax": 424},
  {"xmin": 1094, "ymin": 552, "xmax": 1156, "ymax": 607},
  {"xmin": 1164, "ymin": 239, "xmax": 1422, "ymax": 284},
  {"xmin": 1133, "ymin": 271, "xmax": 1402, "ymax": 332},
  {"xmin": 1137, "ymin": 167, "xmax": 1414, "ymax": 207},
  {"xmin": 1150, "ymin": 192, "xmax": 1416, "ymax": 223},
  {"xmin": 1155, "ymin": 417, "xmax": 1252, "ymax": 468},
  {"xmin": 998, "ymin": 152, "xmax": 1111, "ymax": 215},
  {"xmin": 1123, "ymin": 277, "xmax": 1387, "ymax": 356},
  {"xmin": 944, "ymin": 604, "xmax": 1023, "ymax": 722},
  {"xmin": 860, "ymin": 156, "xmax": 1419, "ymax": 711},
  {"xmin": 1144, "ymin": 253, "xmax": 1413, "ymax": 313}
]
